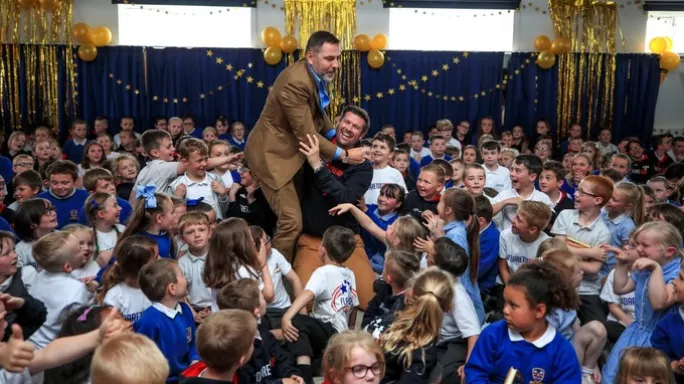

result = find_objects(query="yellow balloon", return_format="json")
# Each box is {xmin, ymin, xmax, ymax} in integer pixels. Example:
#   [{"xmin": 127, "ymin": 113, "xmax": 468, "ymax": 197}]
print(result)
[
  {"xmin": 78, "ymin": 43, "xmax": 98, "ymax": 62},
  {"xmin": 534, "ymin": 35, "xmax": 552, "ymax": 51},
  {"xmin": 551, "ymin": 37, "xmax": 571, "ymax": 55},
  {"xmin": 261, "ymin": 27, "xmax": 281, "ymax": 47},
  {"xmin": 370, "ymin": 34, "xmax": 388, "ymax": 50},
  {"xmin": 367, "ymin": 49, "xmax": 385, "ymax": 69},
  {"xmin": 664, "ymin": 37, "xmax": 673, "ymax": 51},
  {"xmin": 660, "ymin": 51, "xmax": 681, "ymax": 71},
  {"xmin": 280, "ymin": 35, "xmax": 298, "ymax": 54},
  {"xmin": 264, "ymin": 47, "xmax": 283, "ymax": 66},
  {"xmin": 87, "ymin": 26, "xmax": 112, "ymax": 47},
  {"xmin": 38, "ymin": 0, "xmax": 60, "ymax": 10},
  {"xmin": 537, "ymin": 50, "xmax": 556, "ymax": 69},
  {"xmin": 72, "ymin": 23, "xmax": 90, "ymax": 44},
  {"xmin": 354, "ymin": 34, "xmax": 371, "ymax": 52},
  {"xmin": 649, "ymin": 37, "xmax": 667, "ymax": 54}
]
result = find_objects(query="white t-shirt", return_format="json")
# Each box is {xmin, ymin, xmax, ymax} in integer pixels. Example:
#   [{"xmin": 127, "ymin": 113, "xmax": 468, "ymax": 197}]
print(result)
[
  {"xmin": 0, "ymin": 367, "xmax": 32, "ymax": 384},
  {"xmin": 600, "ymin": 269, "xmax": 636, "ymax": 326},
  {"xmin": 135, "ymin": 159, "xmax": 180, "ymax": 195},
  {"xmin": 104, "ymin": 282, "xmax": 151, "ymax": 323},
  {"xmin": 363, "ymin": 166, "xmax": 407, "ymax": 206},
  {"xmin": 71, "ymin": 260, "xmax": 101, "ymax": 281},
  {"xmin": 410, "ymin": 147, "xmax": 432, "ymax": 160},
  {"xmin": 28, "ymin": 271, "xmax": 91, "ymax": 349},
  {"xmin": 492, "ymin": 188, "xmax": 553, "ymax": 230},
  {"xmin": 447, "ymin": 138, "xmax": 463, "ymax": 156},
  {"xmin": 306, "ymin": 265, "xmax": 359, "ymax": 333},
  {"xmin": 267, "ymin": 249, "xmax": 294, "ymax": 310},
  {"xmin": 179, "ymin": 252, "xmax": 213, "ymax": 308},
  {"xmin": 210, "ymin": 265, "xmax": 263, "ymax": 312},
  {"xmin": 15, "ymin": 240, "xmax": 36, "ymax": 270},
  {"xmin": 484, "ymin": 164, "xmax": 512, "ymax": 193},
  {"xmin": 551, "ymin": 209, "xmax": 612, "ymax": 295},
  {"xmin": 96, "ymin": 224, "xmax": 125, "ymax": 253},
  {"xmin": 213, "ymin": 171, "xmax": 234, "ymax": 190},
  {"xmin": 439, "ymin": 277, "xmax": 481, "ymax": 342},
  {"xmin": 499, "ymin": 229, "xmax": 550, "ymax": 276},
  {"xmin": 106, "ymin": 151, "xmax": 121, "ymax": 160}
]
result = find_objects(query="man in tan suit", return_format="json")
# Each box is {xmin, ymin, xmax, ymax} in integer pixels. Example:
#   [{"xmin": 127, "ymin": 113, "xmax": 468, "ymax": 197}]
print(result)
[{"xmin": 245, "ymin": 31, "xmax": 364, "ymax": 261}]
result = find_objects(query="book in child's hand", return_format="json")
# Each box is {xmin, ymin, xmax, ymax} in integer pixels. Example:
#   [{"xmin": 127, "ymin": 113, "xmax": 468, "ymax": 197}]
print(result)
[{"xmin": 566, "ymin": 237, "xmax": 590, "ymax": 249}]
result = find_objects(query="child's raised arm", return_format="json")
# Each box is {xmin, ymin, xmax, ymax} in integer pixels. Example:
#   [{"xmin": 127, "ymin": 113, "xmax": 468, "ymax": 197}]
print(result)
[
  {"xmin": 329, "ymin": 203, "xmax": 386, "ymax": 241},
  {"xmin": 633, "ymin": 258, "xmax": 675, "ymax": 310},
  {"xmin": 257, "ymin": 240, "xmax": 275, "ymax": 303}
]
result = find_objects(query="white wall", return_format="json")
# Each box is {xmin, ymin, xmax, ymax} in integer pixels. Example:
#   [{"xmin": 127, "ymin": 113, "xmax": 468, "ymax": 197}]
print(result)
[{"xmin": 73, "ymin": 0, "xmax": 683, "ymax": 133}]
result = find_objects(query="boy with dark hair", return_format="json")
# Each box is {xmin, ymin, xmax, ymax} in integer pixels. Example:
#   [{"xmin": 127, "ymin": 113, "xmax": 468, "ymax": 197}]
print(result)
[
  {"xmin": 183, "ymin": 114, "xmax": 203, "ymax": 139},
  {"xmin": 473, "ymin": 195, "xmax": 500, "ymax": 293},
  {"xmin": 598, "ymin": 128, "xmax": 618, "ymax": 156},
  {"xmin": 670, "ymin": 136, "xmax": 684, "ymax": 162},
  {"xmin": 134, "ymin": 259, "xmax": 200, "ymax": 382},
  {"xmin": 628, "ymin": 139, "xmax": 655, "ymax": 184},
  {"xmin": 539, "ymin": 160, "xmax": 575, "ymax": 228},
  {"xmin": 37, "ymin": 160, "xmax": 89, "ymax": 229},
  {"xmin": 420, "ymin": 135, "xmax": 451, "ymax": 167},
  {"xmin": 391, "ymin": 149, "xmax": 416, "ymax": 191},
  {"xmin": 409, "ymin": 131, "xmax": 431, "ymax": 161},
  {"xmin": 63, "ymin": 120, "xmax": 89, "ymax": 162},
  {"xmin": 8, "ymin": 170, "xmax": 42, "ymax": 211},
  {"xmin": 216, "ymin": 279, "xmax": 303, "ymax": 384},
  {"xmin": 180, "ymin": 310, "xmax": 257, "ymax": 384},
  {"xmin": 610, "ymin": 153, "xmax": 632, "ymax": 182},
  {"xmin": 77, "ymin": 167, "xmax": 133, "ymax": 225},
  {"xmin": 114, "ymin": 116, "xmax": 140, "ymax": 150},
  {"xmin": 649, "ymin": 134, "xmax": 674, "ymax": 175},
  {"xmin": 480, "ymin": 140, "xmax": 511, "ymax": 193},
  {"xmin": 560, "ymin": 123, "xmax": 583, "ymax": 154},
  {"xmin": 364, "ymin": 132, "xmax": 406, "ymax": 205},
  {"xmin": 280, "ymin": 226, "xmax": 359, "ymax": 384},
  {"xmin": 600, "ymin": 168, "xmax": 623, "ymax": 184}
]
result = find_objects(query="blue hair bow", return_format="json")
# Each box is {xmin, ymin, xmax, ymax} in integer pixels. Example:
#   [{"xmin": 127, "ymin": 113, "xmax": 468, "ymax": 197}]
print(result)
[
  {"xmin": 135, "ymin": 184, "xmax": 157, "ymax": 209},
  {"xmin": 186, "ymin": 197, "xmax": 204, "ymax": 207}
]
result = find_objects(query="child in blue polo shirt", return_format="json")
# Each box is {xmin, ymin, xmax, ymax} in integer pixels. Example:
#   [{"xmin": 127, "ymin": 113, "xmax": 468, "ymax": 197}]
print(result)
[
  {"xmin": 134, "ymin": 259, "xmax": 200, "ymax": 382},
  {"xmin": 37, "ymin": 160, "xmax": 89, "ymax": 229}
]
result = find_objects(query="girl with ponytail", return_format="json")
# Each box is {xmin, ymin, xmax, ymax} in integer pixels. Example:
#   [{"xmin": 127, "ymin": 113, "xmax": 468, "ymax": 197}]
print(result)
[{"xmin": 381, "ymin": 267, "xmax": 454, "ymax": 383}]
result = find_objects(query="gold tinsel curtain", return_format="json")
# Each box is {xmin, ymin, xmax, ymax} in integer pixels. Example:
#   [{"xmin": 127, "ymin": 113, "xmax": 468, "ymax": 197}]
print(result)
[
  {"xmin": 0, "ymin": 0, "xmax": 75, "ymax": 136},
  {"xmin": 548, "ymin": 0, "xmax": 616, "ymax": 139},
  {"xmin": 284, "ymin": 0, "xmax": 358, "ymax": 118}
]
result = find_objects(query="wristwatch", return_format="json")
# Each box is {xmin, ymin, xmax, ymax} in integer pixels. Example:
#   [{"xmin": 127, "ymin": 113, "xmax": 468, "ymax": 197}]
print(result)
[{"xmin": 341, "ymin": 149, "xmax": 349, "ymax": 164}]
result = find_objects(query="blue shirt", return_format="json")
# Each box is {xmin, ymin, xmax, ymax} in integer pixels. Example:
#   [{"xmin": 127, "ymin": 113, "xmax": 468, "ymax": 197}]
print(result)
[
  {"xmin": 409, "ymin": 157, "xmax": 421, "ymax": 180},
  {"xmin": 308, "ymin": 63, "xmax": 330, "ymax": 111},
  {"xmin": 227, "ymin": 135, "xmax": 246, "ymax": 151},
  {"xmin": 0, "ymin": 156, "xmax": 13, "ymax": 187},
  {"xmin": 419, "ymin": 154, "xmax": 452, "ymax": 168},
  {"xmin": 651, "ymin": 305, "xmax": 684, "ymax": 361},
  {"xmin": 361, "ymin": 205, "xmax": 398, "ymax": 274},
  {"xmin": 77, "ymin": 197, "xmax": 133, "ymax": 226},
  {"xmin": 600, "ymin": 211, "xmax": 636, "ymax": 278},
  {"xmin": 134, "ymin": 302, "xmax": 199, "ymax": 382},
  {"xmin": 465, "ymin": 320, "xmax": 582, "ymax": 384},
  {"xmin": 444, "ymin": 220, "xmax": 485, "ymax": 324},
  {"xmin": 63, "ymin": 139, "xmax": 88, "ymax": 163},
  {"xmin": 478, "ymin": 222, "xmax": 500, "ymax": 291},
  {"xmin": 0, "ymin": 216, "xmax": 13, "ymax": 234},
  {"xmin": 37, "ymin": 189, "xmax": 90, "ymax": 229},
  {"xmin": 142, "ymin": 231, "xmax": 174, "ymax": 259}
]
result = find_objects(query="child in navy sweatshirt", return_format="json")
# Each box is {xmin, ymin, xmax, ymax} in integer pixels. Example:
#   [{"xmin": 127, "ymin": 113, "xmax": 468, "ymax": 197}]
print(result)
[
  {"xmin": 37, "ymin": 160, "xmax": 89, "ymax": 229},
  {"xmin": 464, "ymin": 262, "xmax": 582, "ymax": 383},
  {"xmin": 216, "ymin": 278, "xmax": 302, "ymax": 384},
  {"xmin": 651, "ymin": 261, "xmax": 684, "ymax": 383},
  {"xmin": 134, "ymin": 259, "xmax": 200, "ymax": 382}
]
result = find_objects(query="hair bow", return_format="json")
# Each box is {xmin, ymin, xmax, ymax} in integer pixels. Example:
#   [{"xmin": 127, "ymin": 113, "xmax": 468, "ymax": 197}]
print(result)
[
  {"xmin": 91, "ymin": 200, "xmax": 100, "ymax": 210},
  {"xmin": 77, "ymin": 305, "xmax": 97, "ymax": 322},
  {"xmin": 136, "ymin": 184, "xmax": 157, "ymax": 209},
  {"xmin": 186, "ymin": 197, "xmax": 204, "ymax": 207}
]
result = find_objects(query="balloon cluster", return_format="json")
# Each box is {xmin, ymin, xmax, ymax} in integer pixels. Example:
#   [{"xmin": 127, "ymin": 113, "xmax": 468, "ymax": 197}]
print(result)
[
  {"xmin": 353, "ymin": 34, "xmax": 388, "ymax": 69},
  {"xmin": 649, "ymin": 37, "xmax": 681, "ymax": 72},
  {"xmin": 261, "ymin": 27, "xmax": 298, "ymax": 66},
  {"xmin": 73, "ymin": 23, "xmax": 112, "ymax": 62},
  {"xmin": 533, "ymin": 35, "xmax": 571, "ymax": 70}
]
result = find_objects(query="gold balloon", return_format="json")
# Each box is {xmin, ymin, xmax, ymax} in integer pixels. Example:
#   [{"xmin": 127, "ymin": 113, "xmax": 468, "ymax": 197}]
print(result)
[
  {"xmin": 87, "ymin": 26, "xmax": 112, "ymax": 47},
  {"xmin": 534, "ymin": 35, "xmax": 551, "ymax": 51},
  {"xmin": 261, "ymin": 27, "xmax": 281, "ymax": 47},
  {"xmin": 551, "ymin": 37, "xmax": 571, "ymax": 55},
  {"xmin": 367, "ymin": 49, "xmax": 385, "ymax": 69},
  {"xmin": 649, "ymin": 37, "xmax": 667, "ymax": 54},
  {"xmin": 660, "ymin": 51, "xmax": 681, "ymax": 71},
  {"xmin": 370, "ymin": 34, "xmax": 388, "ymax": 50},
  {"xmin": 354, "ymin": 34, "xmax": 371, "ymax": 52},
  {"xmin": 73, "ymin": 23, "xmax": 90, "ymax": 44},
  {"xmin": 536, "ymin": 50, "xmax": 556, "ymax": 69},
  {"xmin": 38, "ymin": 0, "xmax": 60, "ymax": 10},
  {"xmin": 78, "ymin": 43, "xmax": 98, "ymax": 62},
  {"xmin": 280, "ymin": 35, "xmax": 298, "ymax": 54},
  {"xmin": 664, "ymin": 36, "xmax": 673, "ymax": 52},
  {"xmin": 264, "ymin": 47, "xmax": 283, "ymax": 66}
]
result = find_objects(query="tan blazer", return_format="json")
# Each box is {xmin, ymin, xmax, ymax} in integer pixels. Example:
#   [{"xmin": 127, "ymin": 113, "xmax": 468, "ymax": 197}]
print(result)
[{"xmin": 245, "ymin": 60, "xmax": 337, "ymax": 191}]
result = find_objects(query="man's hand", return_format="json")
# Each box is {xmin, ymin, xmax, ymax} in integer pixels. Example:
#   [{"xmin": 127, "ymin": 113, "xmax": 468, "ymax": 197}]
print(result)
[
  {"xmin": 345, "ymin": 147, "xmax": 365, "ymax": 165},
  {"xmin": 299, "ymin": 134, "xmax": 322, "ymax": 169}
]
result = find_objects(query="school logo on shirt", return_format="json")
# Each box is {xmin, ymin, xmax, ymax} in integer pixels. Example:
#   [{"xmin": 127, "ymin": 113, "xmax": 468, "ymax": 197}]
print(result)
[
  {"xmin": 532, "ymin": 368, "xmax": 545, "ymax": 382},
  {"xmin": 186, "ymin": 327, "xmax": 192, "ymax": 343},
  {"xmin": 70, "ymin": 210, "xmax": 79, "ymax": 222},
  {"xmin": 332, "ymin": 279, "xmax": 356, "ymax": 312}
]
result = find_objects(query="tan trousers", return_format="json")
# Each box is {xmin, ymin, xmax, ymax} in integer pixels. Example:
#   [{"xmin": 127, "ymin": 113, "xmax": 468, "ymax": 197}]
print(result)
[
  {"xmin": 293, "ymin": 233, "xmax": 376, "ymax": 311},
  {"xmin": 260, "ymin": 179, "xmax": 302, "ymax": 262}
]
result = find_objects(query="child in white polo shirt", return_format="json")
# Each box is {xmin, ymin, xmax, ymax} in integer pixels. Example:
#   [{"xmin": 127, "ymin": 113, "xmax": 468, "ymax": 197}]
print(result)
[{"xmin": 480, "ymin": 140, "xmax": 511, "ymax": 193}]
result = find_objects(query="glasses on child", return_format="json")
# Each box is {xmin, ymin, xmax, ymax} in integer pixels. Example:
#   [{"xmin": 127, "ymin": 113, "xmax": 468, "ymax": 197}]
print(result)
[
  {"xmin": 576, "ymin": 189, "xmax": 599, "ymax": 198},
  {"xmin": 15, "ymin": 162, "xmax": 33, "ymax": 168},
  {"xmin": 43, "ymin": 206, "xmax": 56, "ymax": 215},
  {"xmin": 347, "ymin": 362, "xmax": 384, "ymax": 378},
  {"xmin": 265, "ymin": 235, "xmax": 271, "ymax": 244}
]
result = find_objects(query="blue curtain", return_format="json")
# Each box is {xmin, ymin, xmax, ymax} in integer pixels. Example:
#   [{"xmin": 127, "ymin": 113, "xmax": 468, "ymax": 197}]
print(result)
[
  {"xmin": 357, "ymin": 50, "xmax": 504, "ymax": 137},
  {"xmin": 145, "ymin": 47, "xmax": 286, "ymax": 130},
  {"xmin": 76, "ymin": 46, "xmax": 147, "ymax": 137},
  {"xmin": 503, "ymin": 52, "xmax": 559, "ymax": 141},
  {"xmin": 612, "ymin": 54, "xmax": 661, "ymax": 142}
]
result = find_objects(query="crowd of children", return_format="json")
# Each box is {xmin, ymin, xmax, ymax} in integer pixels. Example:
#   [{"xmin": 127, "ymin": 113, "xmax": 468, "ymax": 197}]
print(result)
[{"xmin": 0, "ymin": 115, "xmax": 684, "ymax": 384}]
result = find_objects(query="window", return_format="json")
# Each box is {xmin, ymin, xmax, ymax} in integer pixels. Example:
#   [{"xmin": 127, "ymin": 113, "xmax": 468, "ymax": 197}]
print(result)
[
  {"xmin": 117, "ymin": 5, "xmax": 252, "ymax": 47},
  {"xmin": 645, "ymin": 11, "xmax": 684, "ymax": 53},
  {"xmin": 388, "ymin": 8, "xmax": 515, "ymax": 51}
]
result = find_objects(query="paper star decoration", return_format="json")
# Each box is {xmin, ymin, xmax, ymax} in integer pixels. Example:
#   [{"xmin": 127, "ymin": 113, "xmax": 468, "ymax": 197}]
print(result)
[
  {"xmin": 442, "ymin": 64, "xmax": 449, "ymax": 71},
  {"xmin": 376, "ymin": 92, "xmax": 383, "ymax": 99},
  {"xmin": 353, "ymin": 96, "xmax": 360, "ymax": 103},
  {"xmin": 226, "ymin": 64, "xmax": 233, "ymax": 71},
  {"xmin": 153, "ymin": 95, "xmax": 159, "ymax": 101},
  {"xmin": 388, "ymin": 89, "xmax": 395, "ymax": 95},
  {"xmin": 364, "ymin": 94, "xmax": 371, "ymax": 101},
  {"xmin": 216, "ymin": 57, "xmax": 224, "ymax": 64},
  {"xmin": 421, "ymin": 75, "xmax": 428, "ymax": 82},
  {"xmin": 432, "ymin": 70, "xmax": 439, "ymax": 77},
  {"xmin": 247, "ymin": 76, "xmax": 254, "ymax": 83},
  {"xmin": 206, "ymin": 50, "xmax": 214, "ymax": 57},
  {"xmin": 257, "ymin": 81, "xmax": 264, "ymax": 88},
  {"xmin": 399, "ymin": 84, "xmax": 406, "ymax": 91},
  {"xmin": 453, "ymin": 57, "xmax": 460, "ymax": 64}
]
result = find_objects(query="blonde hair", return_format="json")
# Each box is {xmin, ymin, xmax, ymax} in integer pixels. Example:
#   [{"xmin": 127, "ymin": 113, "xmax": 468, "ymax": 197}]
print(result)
[
  {"xmin": 615, "ymin": 347, "xmax": 674, "ymax": 384},
  {"xmin": 633, "ymin": 221, "xmax": 684, "ymax": 260},
  {"xmin": 536, "ymin": 238, "xmax": 569, "ymax": 259},
  {"xmin": 323, "ymin": 330, "xmax": 386, "ymax": 382},
  {"xmin": 110, "ymin": 153, "xmax": 140, "ymax": 182},
  {"xmin": 614, "ymin": 181, "xmax": 646, "ymax": 226},
  {"xmin": 33, "ymin": 231, "xmax": 78, "ymax": 272},
  {"xmin": 90, "ymin": 333, "xmax": 169, "ymax": 384},
  {"xmin": 178, "ymin": 211, "xmax": 210, "ymax": 234},
  {"xmin": 197, "ymin": 310, "xmax": 257, "ymax": 372},
  {"xmin": 517, "ymin": 201, "xmax": 552, "ymax": 231},
  {"xmin": 539, "ymin": 249, "xmax": 579, "ymax": 275},
  {"xmin": 381, "ymin": 267, "xmax": 453, "ymax": 371},
  {"xmin": 389, "ymin": 215, "xmax": 425, "ymax": 255},
  {"xmin": 566, "ymin": 153, "xmax": 593, "ymax": 185}
]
